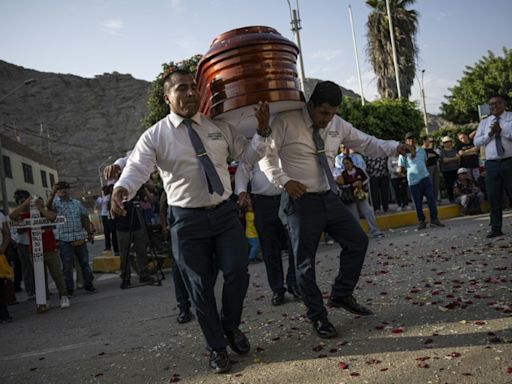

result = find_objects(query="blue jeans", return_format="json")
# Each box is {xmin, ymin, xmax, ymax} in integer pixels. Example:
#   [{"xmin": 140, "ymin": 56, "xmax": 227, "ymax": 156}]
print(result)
[
  {"xmin": 59, "ymin": 242, "xmax": 94, "ymax": 292},
  {"xmin": 285, "ymin": 192, "xmax": 368, "ymax": 321},
  {"xmin": 252, "ymin": 194, "xmax": 297, "ymax": 295},
  {"xmin": 409, "ymin": 177, "xmax": 438, "ymax": 223},
  {"xmin": 170, "ymin": 200, "xmax": 249, "ymax": 350},
  {"xmin": 247, "ymin": 237, "xmax": 260, "ymax": 260},
  {"xmin": 485, "ymin": 158, "xmax": 512, "ymax": 231}
]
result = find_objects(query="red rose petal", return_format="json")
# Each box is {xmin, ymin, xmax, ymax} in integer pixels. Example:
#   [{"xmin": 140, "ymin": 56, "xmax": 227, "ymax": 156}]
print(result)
[
  {"xmin": 350, "ymin": 372, "xmax": 360, "ymax": 377},
  {"xmin": 338, "ymin": 361, "xmax": 349, "ymax": 370},
  {"xmin": 417, "ymin": 362, "xmax": 430, "ymax": 368}
]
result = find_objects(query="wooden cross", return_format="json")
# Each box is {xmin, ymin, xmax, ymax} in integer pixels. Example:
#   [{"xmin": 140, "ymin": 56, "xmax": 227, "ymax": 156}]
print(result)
[{"xmin": 9, "ymin": 198, "xmax": 66, "ymax": 313}]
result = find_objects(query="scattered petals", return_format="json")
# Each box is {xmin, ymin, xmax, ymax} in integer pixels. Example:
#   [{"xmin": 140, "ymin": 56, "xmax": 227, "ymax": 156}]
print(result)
[{"xmin": 338, "ymin": 361, "xmax": 349, "ymax": 370}]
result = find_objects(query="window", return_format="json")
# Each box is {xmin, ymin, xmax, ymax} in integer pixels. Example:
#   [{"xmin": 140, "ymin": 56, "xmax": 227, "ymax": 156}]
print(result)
[
  {"xmin": 22, "ymin": 163, "xmax": 34, "ymax": 184},
  {"xmin": 41, "ymin": 170, "xmax": 48, "ymax": 188},
  {"xmin": 3, "ymin": 156, "xmax": 12, "ymax": 179},
  {"xmin": 49, "ymin": 173, "xmax": 55, "ymax": 187}
]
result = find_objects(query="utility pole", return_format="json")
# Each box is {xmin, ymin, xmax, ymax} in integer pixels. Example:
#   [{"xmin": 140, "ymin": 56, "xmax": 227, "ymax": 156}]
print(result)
[
  {"xmin": 385, "ymin": 0, "xmax": 402, "ymax": 98},
  {"xmin": 348, "ymin": 5, "xmax": 365, "ymax": 105},
  {"xmin": 419, "ymin": 69, "xmax": 428, "ymax": 132},
  {"xmin": 287, "ymin": 0, "xmax": 306, "ymax": 93}
]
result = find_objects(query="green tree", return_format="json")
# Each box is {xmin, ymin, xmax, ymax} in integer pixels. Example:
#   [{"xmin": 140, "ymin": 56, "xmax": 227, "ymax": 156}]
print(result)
[
  {"xmin": 143, "ymin": 54, "xmax": 202, "ymax": 127},
  {"xmin": 440, "ymin": 48, "xmax": 512, "ymax": 124},
  {"xmin": 339, "ymin": 97, "xmax": 423, "ymax": 141},
  {"xmin": 366, "ymin": 0, "xmax": 419, "ymax": 99}
]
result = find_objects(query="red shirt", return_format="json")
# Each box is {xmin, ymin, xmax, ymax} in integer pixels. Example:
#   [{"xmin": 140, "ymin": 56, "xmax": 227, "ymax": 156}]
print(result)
[
  {"xmin": 342, "ymin": 167, "xmax": 368, "ymax": 192},
  {"xmin": 21, "ymin": 212, "xmax": 57, "ymax": 253}
]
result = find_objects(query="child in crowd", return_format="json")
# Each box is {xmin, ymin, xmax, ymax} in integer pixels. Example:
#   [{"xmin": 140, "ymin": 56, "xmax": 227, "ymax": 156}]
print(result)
[{"xmin": 244, "ymin": 200, "xmax": 261, "ymax": 263}]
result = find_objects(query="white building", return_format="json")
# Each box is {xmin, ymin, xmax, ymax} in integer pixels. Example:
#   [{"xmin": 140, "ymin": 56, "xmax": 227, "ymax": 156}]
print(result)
[{"xmin": 0, "ymin": 134, "xmax": 58, "ymax": 212}]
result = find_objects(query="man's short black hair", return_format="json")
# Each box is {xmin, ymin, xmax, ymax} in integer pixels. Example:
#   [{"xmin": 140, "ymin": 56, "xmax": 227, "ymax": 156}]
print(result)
[
  {"xmin": 163, "ymin": 68, "xmax": 194, "ymax": 94},
  {"xmin": 342, "ymin": 156, "xmax": 354, "ymax": 164},
  {"xmin": 309, "ymin": 81, "xmax": 343, "ymax": 107},
  {"xmin": 14, "ymin": 189, "xmax": 30, "ymax": 203}
]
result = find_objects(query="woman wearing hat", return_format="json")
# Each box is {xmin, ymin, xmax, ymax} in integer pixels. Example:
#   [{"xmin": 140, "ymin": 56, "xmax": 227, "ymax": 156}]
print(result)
[{"xmin": 439, "ymin": 136, "xmax": 460, "ymax": 203}]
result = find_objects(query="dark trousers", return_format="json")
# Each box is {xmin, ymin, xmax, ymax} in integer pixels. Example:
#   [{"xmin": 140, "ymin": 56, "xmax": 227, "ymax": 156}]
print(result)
[
  {"xmin": 170, "ymin": 200, "xmax": 249, "ymax": 351},
  {"xmin": 442, "ymin": 170, "xmax": 458, "ymax": 202},
  {"xmin": 409, "ymin": 177, "xmax": 438, "ymax": 223},
  {"xmin": 285, "ymin": 192, "xmax": 368, "ymax": 322},
  {"xmin": 101, "ymin": 216, "xmax": 119, "ymax": 253},
  {"xmin": 369, "ymin": 176, "xmax": 390, "ymax": 211},
  {"xmin": 117, "ymin": 229, "xmax": 149, "ymax": 281},
  {"xmin": 59, "ymin": 242, "xmax": 94, "ymax": 292},
  {"xmin": 391, "ymin": 177, "xmax": 409, "ymax": 207},
  {"xmin": 485, "ymin": 158, "xmax": 512, "ymax": 231},
  {"xmin": 252, "ymin": 194, "xmax": 296, "ymax": 295}
]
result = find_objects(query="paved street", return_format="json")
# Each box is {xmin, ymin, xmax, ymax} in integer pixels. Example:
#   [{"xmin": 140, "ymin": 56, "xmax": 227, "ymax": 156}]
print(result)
[{"xmin": 1, "ymin": 212, "xmax": 511, "ymax": 384}]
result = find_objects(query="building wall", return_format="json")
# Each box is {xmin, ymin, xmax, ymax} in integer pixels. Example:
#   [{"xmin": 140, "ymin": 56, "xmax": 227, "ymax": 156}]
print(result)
[{"xmin": 2, "ymin": 148, "xmax": 58, "ymax": 211}]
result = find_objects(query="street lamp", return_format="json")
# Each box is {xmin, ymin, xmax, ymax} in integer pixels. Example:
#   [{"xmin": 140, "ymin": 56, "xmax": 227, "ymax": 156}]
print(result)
[
  {"xmin": 97, "ymin": 155, "xmax": 114, "ymax": 187},
  {"xmin": 419, "ymin": 69, "xmax": 428, "ymax": 132},
  {"xmin": 286, "ymin": 0, "xmax": 306, "ymax": 93},
  {"xmin": 0, "ymin": 78, "xmax": 37, "ymax": 214}
]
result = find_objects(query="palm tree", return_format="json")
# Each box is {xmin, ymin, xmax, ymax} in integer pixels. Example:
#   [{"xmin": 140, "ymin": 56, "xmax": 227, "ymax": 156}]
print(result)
[{"xmin": 366, "ymin": 0, "xmax": 419, "ymax": 99}]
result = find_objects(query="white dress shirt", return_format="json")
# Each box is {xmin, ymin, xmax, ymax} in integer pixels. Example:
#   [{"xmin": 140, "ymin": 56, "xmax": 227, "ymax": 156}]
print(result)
[
  {"xmin": 473, "ymin": 111, "xmax": 512, "ymax": 160},
  {"xmin": 260, "ymin": 108, "xmax": 399, "ymax": 192},
  {"xmin": 235, "ymin": 161, "xmax": 283, "ymax": 196},
  {"xmin": 115, "ymin": 111, "xmax": 269, "ymax": 208}
]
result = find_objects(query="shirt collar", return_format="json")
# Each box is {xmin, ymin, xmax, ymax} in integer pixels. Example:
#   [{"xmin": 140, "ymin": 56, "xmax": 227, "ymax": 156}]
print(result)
[
  {"xmin": 302, "ymin": 107, "xmax": 315, "ymax": 130},
  {"xmin": 169, "ymin": 111, "xmax": 203, "ymax": 128}
]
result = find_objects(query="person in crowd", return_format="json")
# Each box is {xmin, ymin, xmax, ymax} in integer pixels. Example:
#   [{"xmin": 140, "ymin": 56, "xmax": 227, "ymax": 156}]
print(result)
[
  {"xmin": 439, "ymin": 136, "xmax": 460, "ymax": 203},
  {"xmin": 243, "ymin": 199, "xmax": 261, "ymax": 263},
  {"xmin": 457, "ymin": 131, "xmax": 480, "ymax": 181},
  {"xmin": 398, "ymin": 132, "xmax": 445, "ymax": 230},
  {"xmin": 339, "ymin": 157, "xmax": 384, "ymax": 238},
  {"xmin": 47, "ymin": 181, "xmax": 97, "ymax": 297},
  {"xmin": 259, "ymin": 80, "xmax": 414, "ymax": 339},
  {"xmin": 110, "ymin": 68, "xmax": 271, "ymax": 374},
  {"xmin": 95, "ymin": 184, "xmax": 119, "ymax": 255},
  {"xmin": 473, "ymin": 94, "xmax": 512, "ymax": 238},
  {"xmin": 453, "ymin": 168, "xmax": 484, "ymax": 215},
  {"xmin": 364, "ymin": 156, "xmax": 390, "ymax": 214},
  {"xmin": 387, "ymin": 153, "xmax": 410, "ymax": 211},
  {"xmin": 11, "ymin": 191, "xmax": 35, "ymax": 300},
  {"xmin": 159, "ymin": 190, "xmax": 192, "ymax": 324},
  {"xmin": 235, "ymin": 161, "xmax": 300, "ymax": 306},
  {"xmin": 421, "ymin": 136, "xmax": 441, "ymax": 203},
  {"xmin": 115, "ymin": 186, "xmax": 156, "ymax": 289},
  {"xmin": 334, "ymin": 145, "xmax": 366, "ymax": 174},
  {"xmin": 10, "ymin": 191, "xmax": 70, "ymax": 309},
  {"xmin": 0, "ymin": 209, "xmax": 13, "ymax": 322}
]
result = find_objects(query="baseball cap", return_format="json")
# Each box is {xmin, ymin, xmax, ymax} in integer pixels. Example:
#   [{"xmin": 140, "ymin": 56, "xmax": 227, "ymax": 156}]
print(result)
[
  {"xmin": 457, "ymin": 167, "xmax": 468, "ymax": 175},
  {"xmin": 404, "ymin": 132, "xmax": 416, "ymax": 139},
  {"xmin": 441, "ymin": 136, "xmax": 453, "ymax": 143}
]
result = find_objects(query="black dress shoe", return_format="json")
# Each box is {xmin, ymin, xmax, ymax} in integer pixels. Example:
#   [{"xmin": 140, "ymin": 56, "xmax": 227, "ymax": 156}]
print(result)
[
  {"xmin": 271, "ymin": 292, "xmax": 285, "ymax": 306},
  {"xmin": 177, "ymin": 307, "xmax": 192, "ymax": 324},
  {"xmin": 287, "ymin": 285, "xmax": 302, "ymax": 299},
  {"xmin": 313, "ymin": 318, "xmax": 337, "ymax": 339},
  {"xmin": 328, "ymin": 295, "xmax": 374, "ymax": 316},
  {"xmin": 486, "ymin": 229, "xmax": 504, "ymax": 238},
  {"xmin": 209, "ymin": 349, "xmax": 231, "ymax": 373},
  {"xmin": 225, "ymin": 328, "xmax": 250, "ymax": 355},
  {"xmin": 120, "ymin": 280, "xmax": 131, "ymax": 289}
]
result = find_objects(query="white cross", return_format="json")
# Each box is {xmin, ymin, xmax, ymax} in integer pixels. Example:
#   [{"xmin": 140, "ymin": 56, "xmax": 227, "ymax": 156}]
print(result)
[{"xmin": 10, "ymin": 198, "xmax": 66, "ymax": 312}]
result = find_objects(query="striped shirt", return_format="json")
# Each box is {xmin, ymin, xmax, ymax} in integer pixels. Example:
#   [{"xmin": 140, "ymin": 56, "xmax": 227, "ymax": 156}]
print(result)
[{"xmin": 52, "ymin": 197, "xmax": 87, "ymax": 242}]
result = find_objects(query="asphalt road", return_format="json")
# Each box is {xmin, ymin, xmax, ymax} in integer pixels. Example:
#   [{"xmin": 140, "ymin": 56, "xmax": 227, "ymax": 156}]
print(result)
[{"xmin": 1, "ymin": 212, "xmax": 511, "ymax": 384}]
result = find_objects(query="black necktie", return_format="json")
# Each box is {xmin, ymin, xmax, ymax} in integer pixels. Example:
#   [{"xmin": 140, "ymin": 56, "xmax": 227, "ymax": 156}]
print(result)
[
  {"xmin": 494, "ymin": 116, "xmax": 505, "ymax": 158},
  {"xmin": 312, "ymin": 127, "xmax": 338, "ymax": 194},
  {"xmin": 183, "ymin": 119, "xmax": 225, "ymax": 195}
]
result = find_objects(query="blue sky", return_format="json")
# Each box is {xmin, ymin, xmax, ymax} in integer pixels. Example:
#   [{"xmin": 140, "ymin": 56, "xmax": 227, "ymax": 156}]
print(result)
[{"xmin": 1, "ymin": 0, "xmax": 511, "ymax": 114}]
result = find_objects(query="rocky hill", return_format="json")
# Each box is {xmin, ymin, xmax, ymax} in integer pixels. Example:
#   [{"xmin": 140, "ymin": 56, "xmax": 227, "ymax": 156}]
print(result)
[{"xmin": 0, "ymin": 60, "xmax": 364, "ymax": 197}]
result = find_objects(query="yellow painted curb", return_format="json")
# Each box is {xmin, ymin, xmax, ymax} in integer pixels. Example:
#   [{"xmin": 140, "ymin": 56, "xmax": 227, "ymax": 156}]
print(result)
[{"xmin": 92, "ymin": 255, "xmax": 172, "ymax": 273}]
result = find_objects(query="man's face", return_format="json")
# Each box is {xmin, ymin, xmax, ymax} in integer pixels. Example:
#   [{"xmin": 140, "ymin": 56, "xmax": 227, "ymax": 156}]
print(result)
[
  {"xmin": 57, "ymin": 187, "xmax": 70, "ymax": 199},
  {"xmin": 443, "ymin": 140, "xmax": 453, "ymax": 149},
  {"xmin": 405, "ymin": 137, "xmax": 415, "ymax": 147},
  {"xmin": 163, "ymin": 73, "xmax": 200, "ymax": 118},
  {"xmin": 489, "ymin": 97, "xmax": 505, "ymax": 117},
  {"xmin": 307, "ymin": 102, "xmax": 338, "ymax": 129},
  {"xmin": 458, "ymin": 133, "xmax": 469, "ymax": 143}
]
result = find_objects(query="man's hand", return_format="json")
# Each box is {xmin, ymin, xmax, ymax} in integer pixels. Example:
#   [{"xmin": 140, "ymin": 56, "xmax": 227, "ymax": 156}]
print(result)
[
  {"xmin": 284, "ymin": 180, "xmax": 307, "ymax": 200},
  {"xmin": 238, "ymin": 192, "xmax": 251, "ymax": 209},
  {"xmin": 104, "ymin": 164, "xmax": 121, "ymax": 180},
  {"xmin": 490, "ymin": 120, "xmax": 502, "ymax": 136},
  {"xmin": 111, "ymin": 187, "xmax": 129, "ymax": 217},
  {"xmin": 396, "ymin": 143, "xmax": 416, "ymax": 158},
  {"xmin": 254, "ymin": 101, "xmax": 271, "ymax": 137}
]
